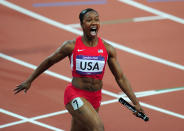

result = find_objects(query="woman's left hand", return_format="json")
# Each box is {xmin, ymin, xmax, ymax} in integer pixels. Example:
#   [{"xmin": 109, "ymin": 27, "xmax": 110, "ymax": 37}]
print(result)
[{"xmin": 133, "ymin": 104, "xmax": 144, "ymax": 116}]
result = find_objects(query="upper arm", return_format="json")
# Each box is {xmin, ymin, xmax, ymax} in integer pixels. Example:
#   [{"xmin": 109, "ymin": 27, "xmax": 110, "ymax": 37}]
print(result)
[
  {"xmin": 47, "ymin": 40, "xmax": 75, "ymax": 64},
  {"xmin": 103, "ymin": 40, "xmax": 124, "ymax": 80}
]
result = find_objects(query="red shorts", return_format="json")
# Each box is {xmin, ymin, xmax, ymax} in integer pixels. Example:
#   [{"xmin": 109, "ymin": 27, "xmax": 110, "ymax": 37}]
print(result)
[{"xmin": 64, "ymin": 83, "xmax": 102, "ymax": 109}]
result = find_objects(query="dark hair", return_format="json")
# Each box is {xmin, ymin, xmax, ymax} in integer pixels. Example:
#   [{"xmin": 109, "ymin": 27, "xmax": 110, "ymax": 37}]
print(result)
[{"xmin": 79, "ymin": 8, "xmax": 97, "ymax": 24}]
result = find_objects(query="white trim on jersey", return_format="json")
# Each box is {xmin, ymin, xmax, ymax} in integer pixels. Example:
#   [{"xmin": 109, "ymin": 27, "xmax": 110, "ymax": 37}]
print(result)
[{"xmin": 70, "ymin": 54, "xmax": 73, "ymax": 71}]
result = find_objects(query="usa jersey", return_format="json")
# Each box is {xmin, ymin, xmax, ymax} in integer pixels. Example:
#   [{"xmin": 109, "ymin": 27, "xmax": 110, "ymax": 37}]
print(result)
[{"xmin": 70, "ymin": 36, "xmax": 108, "ymax": 80}]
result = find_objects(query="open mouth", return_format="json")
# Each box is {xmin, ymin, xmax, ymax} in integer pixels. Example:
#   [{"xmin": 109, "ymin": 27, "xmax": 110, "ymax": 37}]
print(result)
[{"xmin": 90, "ymin": 26, "xmax": 97, "ymax": 36}]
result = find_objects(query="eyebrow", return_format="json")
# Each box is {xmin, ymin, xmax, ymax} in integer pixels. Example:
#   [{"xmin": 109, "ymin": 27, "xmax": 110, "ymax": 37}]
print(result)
[{"xmin": 85, "ymin": 13, "xmax": 99, "ymax": 18}]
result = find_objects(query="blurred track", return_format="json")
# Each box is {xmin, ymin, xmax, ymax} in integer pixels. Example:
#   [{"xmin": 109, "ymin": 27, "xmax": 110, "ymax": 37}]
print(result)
[{"xmin": 1, "ymin": 0, "xmax": 184, "ymax": 130}]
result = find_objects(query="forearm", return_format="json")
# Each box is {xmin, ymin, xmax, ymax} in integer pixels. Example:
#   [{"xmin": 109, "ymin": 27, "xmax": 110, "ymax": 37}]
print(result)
[
  {"xmin": 116, "ymin": 77, "xmax": 140, "ymax": 105},
  {"xmin": 106, "ymin": 44, "xmax": 140, "ymax": 106},
  {"xmin": 26, "ymin": 57, "xmax": 54, "ymax": 83}
]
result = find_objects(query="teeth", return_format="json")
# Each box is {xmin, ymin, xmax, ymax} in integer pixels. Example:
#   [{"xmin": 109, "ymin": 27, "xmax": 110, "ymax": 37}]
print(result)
[
  {"xmin": 91, "ymin": 26, "xmax": 96, "ymax": 29},
  {"xmin": 90, "ymin": 31, "xmax": 96, "ymax": 36},
  {"xmin": 90, "ymin": 26, "xmax": 97, "ymax": 36}
]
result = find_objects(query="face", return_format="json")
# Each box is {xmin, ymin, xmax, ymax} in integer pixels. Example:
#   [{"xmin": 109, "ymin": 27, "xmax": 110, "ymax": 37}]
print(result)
[{"xmin": 81, "ymin": 11, "xmax": 100, "ymax": 38}]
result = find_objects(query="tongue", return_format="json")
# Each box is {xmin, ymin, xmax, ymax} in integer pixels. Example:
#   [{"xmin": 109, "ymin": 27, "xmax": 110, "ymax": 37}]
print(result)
[{"xmin": 90, "ymin": 30, "xmax": 96, "ymax": 36}]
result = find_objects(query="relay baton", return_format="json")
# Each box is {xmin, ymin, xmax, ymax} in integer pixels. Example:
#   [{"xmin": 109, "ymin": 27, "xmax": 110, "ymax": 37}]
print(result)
[{"xmin": 119, "ymin": 97, "xmax": 149, "ymax": 122}]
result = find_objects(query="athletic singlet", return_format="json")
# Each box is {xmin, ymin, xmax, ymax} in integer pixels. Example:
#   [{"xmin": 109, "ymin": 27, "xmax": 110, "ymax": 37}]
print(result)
[{"xmin": 70, "ymin": 36, "xmax": 108, "ymax": 80}]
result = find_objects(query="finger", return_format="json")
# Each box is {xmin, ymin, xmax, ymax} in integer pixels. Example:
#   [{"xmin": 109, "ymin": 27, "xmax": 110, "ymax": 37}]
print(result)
[
  {"xmin": 13, "ymin": 86, "xmax": 19, "ymax": 91},
  {"xmin": 16, "ymin": 85, "xmax": 22, "ymax": 87},
  {"xmin": 14, "ymin": 85, "xmax": 23, "ymax": 91},
  {"xmin": 14, "ymin": 88, "xmax": 22, "ymax": 92},
  {"xmin": 133, "ymin": 111, "xmax": 138, "ymax": 115},
  {"xmin": 14, "ymin": 87, "xmax": 23, "ymax": 93},
  {"xmin": 15, "ymin": 90, "xmax": 22, "ymax": 94},
  {"xmin": 14, "ymin": 88, "xmax": 24, "ymax": 94},
  {"xmin": 139, "ymin": 108, "xmax": 144, "ymax": 113},
  {"xmin": 24, "ymin": 88, "xmax": 28, "ymax": 93},
  {"xmin": 133, "ymin": 112, "xmax": 139, "ymax": 117}
]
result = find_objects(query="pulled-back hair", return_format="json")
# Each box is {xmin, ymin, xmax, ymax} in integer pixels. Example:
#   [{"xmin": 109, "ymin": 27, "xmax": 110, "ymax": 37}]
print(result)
[{"xmin": 79, "ymin": 8, "xmax": 98, "ymax": 24}]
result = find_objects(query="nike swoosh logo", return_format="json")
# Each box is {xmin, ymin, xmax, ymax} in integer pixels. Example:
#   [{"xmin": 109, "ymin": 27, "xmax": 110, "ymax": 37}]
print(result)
[{"xmin": 77, "ymin": 49, "xmax": 85, "ymax": 52}]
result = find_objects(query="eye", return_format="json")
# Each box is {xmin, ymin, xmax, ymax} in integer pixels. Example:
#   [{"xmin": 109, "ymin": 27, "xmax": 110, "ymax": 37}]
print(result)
[
  {"xmin": 86, "ymin": 18, "xmax": 93, "ymax": 22},
  {"xmin": 86, "ymin": 19, "xmax": 91, "ymax": 22},
  {"xmin": 95, "ymin": 18, "xmax": 99, "ymax": 22}
]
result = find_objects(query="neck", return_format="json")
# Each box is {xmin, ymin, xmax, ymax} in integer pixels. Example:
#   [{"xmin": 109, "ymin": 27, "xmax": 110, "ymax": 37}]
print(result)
[{"xmin": 82, "ymin": 34, "xmax": 98, "ymax": 47}]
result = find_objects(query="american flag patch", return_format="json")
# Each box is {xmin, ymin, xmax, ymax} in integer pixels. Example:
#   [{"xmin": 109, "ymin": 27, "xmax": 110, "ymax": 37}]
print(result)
[{"xmin": 98, "ymin": 49, "xmax": 103, "ymax": 53}]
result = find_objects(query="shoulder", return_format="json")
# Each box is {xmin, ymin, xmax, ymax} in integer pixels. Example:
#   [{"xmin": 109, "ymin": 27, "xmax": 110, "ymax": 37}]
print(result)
[
  {"xmin": 62, "ymin": 39, "xmax": 76, "ymax": 49},
  {"xmin": 101, "ymin": 39, "xmax": 116, "ymax": 58},
  {"xmin": 57, "ymin": 39, "xmax": 76, "ymax": 56}
]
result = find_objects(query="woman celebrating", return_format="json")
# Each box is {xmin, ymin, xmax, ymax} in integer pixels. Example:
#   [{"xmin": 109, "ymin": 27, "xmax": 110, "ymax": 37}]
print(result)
[{"xmin": 14, "ymin": 8, "xmax": 145, "ymax": 131}]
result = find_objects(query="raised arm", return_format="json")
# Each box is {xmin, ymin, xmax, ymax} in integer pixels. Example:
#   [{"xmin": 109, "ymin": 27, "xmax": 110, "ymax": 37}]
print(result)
[
  {"xmin": 103, "ymin": 40, "xmax": 144, "ymax": 113},
  {"xmin": 14, "ymin": 40, "xmax": 75, "ymax": 94}
]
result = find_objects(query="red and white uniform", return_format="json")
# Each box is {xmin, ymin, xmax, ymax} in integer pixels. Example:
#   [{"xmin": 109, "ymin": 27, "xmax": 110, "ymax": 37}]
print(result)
[
  {"xmin": 64, "ymin": 36, "xmax": 108, "ymax": 109},
  {"xmin": 70, "ymin": 36, "xmax": 108, "ymax": 80}
]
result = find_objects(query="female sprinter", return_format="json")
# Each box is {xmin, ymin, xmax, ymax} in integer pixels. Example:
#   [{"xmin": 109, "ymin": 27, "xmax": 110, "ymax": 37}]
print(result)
[{"xmin": 14, "ymin": 8, "xmax": 145, "ymax": 131}]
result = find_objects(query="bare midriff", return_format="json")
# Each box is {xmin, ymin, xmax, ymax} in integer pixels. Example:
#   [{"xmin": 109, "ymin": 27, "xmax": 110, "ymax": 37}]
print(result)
[{"xmin": 72, "ymin": 77, "xmax": 102, "ymax": 91}]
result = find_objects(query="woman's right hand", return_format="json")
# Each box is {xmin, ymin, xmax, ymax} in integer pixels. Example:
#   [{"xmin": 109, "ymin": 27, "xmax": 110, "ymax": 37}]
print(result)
[{"xmin": 14, "ymin": 81, "xmax": 31, "ymax": 94}]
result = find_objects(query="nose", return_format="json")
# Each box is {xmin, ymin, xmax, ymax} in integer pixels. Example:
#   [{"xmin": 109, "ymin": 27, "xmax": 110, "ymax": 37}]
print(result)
[{"xmin": 91, "ymin": 19, "xmax": 99, "ymax": 25}]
